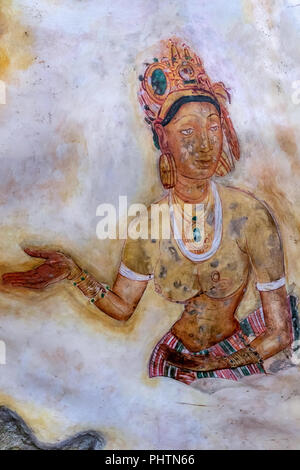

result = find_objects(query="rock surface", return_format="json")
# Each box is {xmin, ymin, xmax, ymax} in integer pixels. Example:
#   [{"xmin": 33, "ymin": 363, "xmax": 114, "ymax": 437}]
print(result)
[{"xmin": 0, "ymin": 406, "xmax": 105, "ymax": 450}]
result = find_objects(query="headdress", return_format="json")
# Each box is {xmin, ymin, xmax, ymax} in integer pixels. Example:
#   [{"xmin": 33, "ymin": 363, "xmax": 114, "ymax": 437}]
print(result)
[{"xmin": 138, "ymin": 38, "xmax": 240, "ymax": 176}]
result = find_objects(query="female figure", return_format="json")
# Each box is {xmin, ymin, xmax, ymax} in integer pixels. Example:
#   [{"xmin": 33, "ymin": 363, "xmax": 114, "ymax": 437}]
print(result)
[{"xmin": 2, "ymin": 39, "xmax": 294, "ymax": 385}]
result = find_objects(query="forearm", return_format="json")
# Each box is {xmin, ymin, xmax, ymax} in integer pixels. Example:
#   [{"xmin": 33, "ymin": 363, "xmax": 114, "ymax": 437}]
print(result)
[
  {"xmin": 221, "ymin": 287, "xmax": 292, "ymax": 369},
  {"xmin": 163, "ymin": 344, "xmax": 263, "ymax": 372},
  {"xmin": 211, "ymin": 332, "xmax": 290, "ymax": 372},
  {"xmin": 69, "ymin": 266, "xmax": 147, "ymax": 321},
  {"xmin": 1, "ymin": 248, "xmax": 146, "ymax": 321},
  {"xmin": 167, "ymin": 330, "xmax": 291, "ymax": 373},
  {"xmin": 205, "ymin": 287, "xmax": 292, "ymax": 370},
  {"xmin": 94, "ymin": 289, "xmax": 134, "ymax": 321},
  {"xmin": 247, "ymin": 287, "xmax": 292, "ymax": 359}
]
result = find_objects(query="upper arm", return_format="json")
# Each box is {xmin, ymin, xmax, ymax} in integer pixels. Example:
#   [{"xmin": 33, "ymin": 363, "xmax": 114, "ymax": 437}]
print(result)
[
  {"xmin": 112, "ymin": 273, "xmax": 148, "ymax": 313},
  {"xmin": 245, "ymin": 201, "xmax": 285, "ymax": 285},
  {"xmin": 118, "ymin": 233, "xmax": 156, "ymax": 309},
  {"xmin": 109, "ymin": 229, "xmax": 157, "ymax": 318},
  {"xmin": 95, "ymin": 268, "xmax": 149, "ymax": 322},
  {"xmin": 244, "ymin": 201, "xmax": 291, "ymax": 347},
  {"xmin": 121, "ymin": 212, "xmax": 157, "ymax": 279}
]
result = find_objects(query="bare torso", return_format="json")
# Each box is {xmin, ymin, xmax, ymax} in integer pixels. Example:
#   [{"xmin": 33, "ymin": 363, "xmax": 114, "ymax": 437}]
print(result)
[
  {"xmin": 166, "ymin": 184, "xmax": 273, "ymax": 351},
  {"xmin": 171, "ymin": 282, "xmax": 247, "ymax": 351}
]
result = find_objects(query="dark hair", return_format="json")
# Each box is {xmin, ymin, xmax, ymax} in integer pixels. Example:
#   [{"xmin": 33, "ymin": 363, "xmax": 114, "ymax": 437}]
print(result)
[{"xmin": 152, "ymin": 95, "xmax": 221, "ymax": 150}]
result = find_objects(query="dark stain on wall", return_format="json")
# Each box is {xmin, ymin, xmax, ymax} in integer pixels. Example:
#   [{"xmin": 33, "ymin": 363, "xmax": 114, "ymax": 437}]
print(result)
[{"xmin": 0, "ymin": 406, "xmax": 105, "ymax": 450}]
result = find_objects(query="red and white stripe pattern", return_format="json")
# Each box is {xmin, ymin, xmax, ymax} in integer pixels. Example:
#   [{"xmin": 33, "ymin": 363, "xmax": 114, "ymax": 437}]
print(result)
[
  {"xmin": 149, "ymin": 301, "xmax": 292, "ymax": 385},
  {"xmin": 246, "ymin": 306, "xmax": 266, "ymax": 335}
]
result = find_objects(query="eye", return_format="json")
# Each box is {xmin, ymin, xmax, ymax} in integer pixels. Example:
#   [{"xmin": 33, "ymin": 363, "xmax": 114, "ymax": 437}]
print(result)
[
  {"xmin": 180, "ymin": 128, "xmax": 193, "ymax": 136},
  {"xmin": 209, "ymin": 124, "xmax": 219, "ymax": 132}
]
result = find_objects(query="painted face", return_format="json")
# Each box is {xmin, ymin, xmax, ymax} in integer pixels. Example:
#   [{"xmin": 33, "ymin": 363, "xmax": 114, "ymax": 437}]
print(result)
[{"xmin": 161, "ymin": 101, "xmax": 223, "ymax": 180}]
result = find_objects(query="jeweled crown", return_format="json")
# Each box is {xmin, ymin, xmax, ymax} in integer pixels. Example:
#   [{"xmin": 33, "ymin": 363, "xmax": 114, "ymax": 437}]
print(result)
[
  {"xmin": 138, "ymin": 39, "xmax": 229, "ymax": 123},
  {"xmin": 138, "ymin": 38, "xmax": 240, "ymax": 175}
]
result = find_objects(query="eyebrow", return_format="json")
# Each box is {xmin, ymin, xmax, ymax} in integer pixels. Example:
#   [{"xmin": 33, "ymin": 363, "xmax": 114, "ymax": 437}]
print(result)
[{"xmin": 173, "ymin": 112, "xmax": 219, "ymax": 124}]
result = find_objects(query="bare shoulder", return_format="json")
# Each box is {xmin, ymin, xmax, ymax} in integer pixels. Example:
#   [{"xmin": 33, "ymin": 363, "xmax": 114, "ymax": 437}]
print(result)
[
  {"xmin": 147, "ymin": 194, "xmax": 170, "ymax": 218},
  {"xmin": 151, "ymin": 194, "xmax": 169, "ymax": 207},
  {"xmin": 217, "ymin": 183, "xmax": 276, "ymax": 222}
]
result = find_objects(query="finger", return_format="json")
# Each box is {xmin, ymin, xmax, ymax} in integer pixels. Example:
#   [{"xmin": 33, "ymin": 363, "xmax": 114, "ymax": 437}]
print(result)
[
  {"xmin": 2, "ymin": 273, "xmax": 30, "ymax": 283},
  {"xmin": 23, "ymin": 248, "xmax": 55, "ymax": 259},
  {"xmin": 165, "ymin": 350, "xmax": 200, "ymax": 368},
  {"xmin": 2, "ymin": 271, "xmax": 42, "ymax": 283},
  {"xmin": 5, "ymin": 278, "xmax": 44, "ymax": 287},
  {"xmin": 3, "ymin": 269, "xmax": 43, "ymax": 278},
  {"xmin": 5, "ymin": 272, "xmax": 60, "ymax": 286},
  {"xmin": 8, "ymin": 281, "xmax": 48, "ymax": 289},
  {"xmin": 5, "ymin": 276, "xmax": 48, "ymax": 287},
  {"xmin": 167, "ymin": 357, "xmax": 200, "ymax": 370},
  {"xmin": 3, "ymin": 273, "xmax": 46, "ymax": 284}
]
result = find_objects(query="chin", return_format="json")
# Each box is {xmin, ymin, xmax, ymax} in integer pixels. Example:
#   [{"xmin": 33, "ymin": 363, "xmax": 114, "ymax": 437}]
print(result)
[{"xmin": 187, "ymin": 166, "xmax": 216, "ymax": 180}]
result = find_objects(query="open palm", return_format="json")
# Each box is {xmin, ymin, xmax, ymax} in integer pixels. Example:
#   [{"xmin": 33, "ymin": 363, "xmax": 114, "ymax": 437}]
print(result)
[{"xmin": 2, "ymin": 248, "xmax": 74, "ymax": 289}]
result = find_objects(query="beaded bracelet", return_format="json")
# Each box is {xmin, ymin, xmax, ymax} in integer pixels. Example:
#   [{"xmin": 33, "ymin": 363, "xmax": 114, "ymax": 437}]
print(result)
[
  {"xmin": 227, "ymin": 345, "xmax": 263, "ymax": 368},
  {"xmin": 90, "ymin": 284, "xmax": 111, "ymax": 304},
  {"xmin": 71, "ymin": 270, "xmax": 110, "ymax": 304}
]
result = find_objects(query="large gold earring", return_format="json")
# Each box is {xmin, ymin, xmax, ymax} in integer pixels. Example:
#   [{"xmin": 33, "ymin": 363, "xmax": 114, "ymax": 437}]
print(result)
[
  {"xmin": 159, "ymin": 152, "xmax": 177, "ymax": 189},
  {"xmin": 215, "ymin": 150, "xmax": 234, "ymax": 177}
]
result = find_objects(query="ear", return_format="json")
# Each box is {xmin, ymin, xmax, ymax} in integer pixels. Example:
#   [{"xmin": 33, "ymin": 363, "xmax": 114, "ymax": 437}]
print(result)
[{"xmin": 154, "ymin": 122, "xmax": 168, "ymax": 153}]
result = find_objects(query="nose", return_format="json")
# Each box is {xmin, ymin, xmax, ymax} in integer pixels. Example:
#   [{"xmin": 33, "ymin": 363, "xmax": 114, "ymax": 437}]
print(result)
[{"xmin": 196, "ymin": 128, "xmax": 211, "ymax": 155}]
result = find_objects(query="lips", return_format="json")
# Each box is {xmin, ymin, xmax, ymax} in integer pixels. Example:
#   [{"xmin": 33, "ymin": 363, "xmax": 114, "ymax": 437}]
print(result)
[{"xmin": 193, "ymin": 159, "xmax": 213, "ymax": 168}]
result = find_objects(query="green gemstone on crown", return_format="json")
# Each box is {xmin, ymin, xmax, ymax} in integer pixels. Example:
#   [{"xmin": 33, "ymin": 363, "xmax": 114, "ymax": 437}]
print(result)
[
  {"xmin": 183, "ymin": 79, "xmax": 196, "ymax": 85},
  {"xmin": 192, "ymin": 216, "xmax": 197, "ymax": 221},
  {"xmin": 151, "ymin": 68, "xmax": 167, "ymax": 95}
]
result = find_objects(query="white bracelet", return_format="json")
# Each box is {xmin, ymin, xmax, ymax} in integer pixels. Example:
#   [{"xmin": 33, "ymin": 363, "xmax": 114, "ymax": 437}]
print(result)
[
  {"xmin": 119, "ymin": 262, "xmax": 153, "ymax": 281},
  {"xmin": 256, "ymin": 277, "xmax": 286, "ymax": 292}
]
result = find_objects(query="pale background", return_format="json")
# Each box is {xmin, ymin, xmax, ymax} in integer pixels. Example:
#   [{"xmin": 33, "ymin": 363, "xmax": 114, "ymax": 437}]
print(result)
[{"xmin": 0, "ymin": 0, "xmax": 300, "ymax": 449}]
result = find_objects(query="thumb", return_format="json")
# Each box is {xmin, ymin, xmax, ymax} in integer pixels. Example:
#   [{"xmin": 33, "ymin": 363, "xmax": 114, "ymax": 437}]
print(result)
[{"xmin": 23, "ymin": 247, "xmax": 54, "ymax": 259}]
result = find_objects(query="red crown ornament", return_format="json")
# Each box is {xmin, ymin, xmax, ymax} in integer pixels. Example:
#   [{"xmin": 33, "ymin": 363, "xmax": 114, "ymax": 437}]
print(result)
[{"xmin": 138, "ymin": 38, "xmax": 240, "ymax": 176}]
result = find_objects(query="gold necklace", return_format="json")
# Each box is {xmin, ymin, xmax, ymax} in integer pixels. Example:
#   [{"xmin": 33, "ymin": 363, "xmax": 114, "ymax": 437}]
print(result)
[{"xmin": 171, "ymin": 186, "xmax": 215, "ymax": 253}]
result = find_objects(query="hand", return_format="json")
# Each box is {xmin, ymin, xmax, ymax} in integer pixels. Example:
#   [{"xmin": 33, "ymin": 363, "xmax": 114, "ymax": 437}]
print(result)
[
  {"xmin": 2, "ymin": 248, "xmax": 81, "ymax": 289},
  {"xmin": 158, "ymin": 344, "xmax": 227, "ymax": 372}
]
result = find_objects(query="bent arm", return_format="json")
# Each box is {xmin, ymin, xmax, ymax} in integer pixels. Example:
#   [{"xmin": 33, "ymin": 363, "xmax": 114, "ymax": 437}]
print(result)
[
  {"xmin": 209, "ymin": 286, "xmax": 292, "ymax": 371},
  {"xmin": 163, "ymin": 286, "xmax": 292, "ymax": 372},
  {"xmin": 71, "ymin": 235, "xmax": 154, "ymax": 321},
  {"xmin": 2, "ymin": 248, "xmax": 149, "ymax": 322},
  {"xmin": 213, "ymin": 202, "xmax": 291, "ymax": 369},
  {"xmin": 243, "ymin": 201, "xmax": 291, "ymax": 359},
  {"xmin": 249, "ymin": 286, "xmax": 292, "ymax": 359},
  {"xmin": 88, "ymin": 209, "xmax": 156, "ymax": 321},
  {"xmin": 68, "ymin": 258, "xmax": 148, "ymax": 321},
  {"xmin": 93, "ymin": 273, "xmax": 148, "ymax": 321}
]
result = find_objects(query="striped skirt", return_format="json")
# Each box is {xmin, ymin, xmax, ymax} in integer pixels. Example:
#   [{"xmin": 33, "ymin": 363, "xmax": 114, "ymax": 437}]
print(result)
[{"xmin": 149, "ymin": 295, "xmax": 299, "ymax": 385}]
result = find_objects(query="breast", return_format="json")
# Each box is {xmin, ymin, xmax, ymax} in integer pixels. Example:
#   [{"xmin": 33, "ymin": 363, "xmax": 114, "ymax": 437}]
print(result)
[
  {"xmin": 154, "ymin": 239, "xmax": 201, "ymax": 302},
  {"xmin": 154, "ymin": 229, "xmax": 250, "ymax": 303},
  {"xmin": 196, "ymin": 238, "xmax": 250, "ymax": 299}
]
